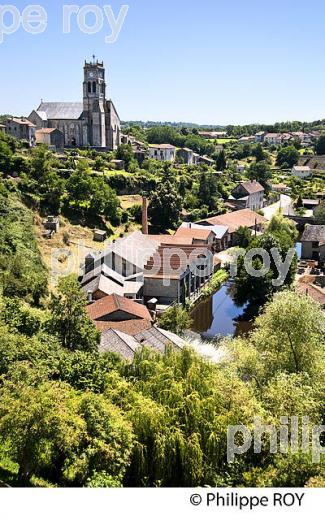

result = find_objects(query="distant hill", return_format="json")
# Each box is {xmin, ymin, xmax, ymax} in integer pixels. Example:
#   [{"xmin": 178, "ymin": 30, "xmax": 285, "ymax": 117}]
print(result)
[{"xmin": 121, "ymin": 119, "xmax": 325, "ymax": 136}]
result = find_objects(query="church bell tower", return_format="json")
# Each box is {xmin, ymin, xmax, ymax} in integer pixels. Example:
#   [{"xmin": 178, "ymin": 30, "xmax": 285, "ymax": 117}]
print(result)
[{"xmin": 83, "ymin": 56, "xmax": 107, "ymax": 147}]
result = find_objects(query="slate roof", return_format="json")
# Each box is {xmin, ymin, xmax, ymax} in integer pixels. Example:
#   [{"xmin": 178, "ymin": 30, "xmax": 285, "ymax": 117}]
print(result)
[
  {"xmin": 301, "ymin": 225, "xmax": 325, "ymax": 243},
  {"xmin": 99, "ymin": 329, "xmax": 141, "ymax": 359},
  {"xmin": 99, "ymin": 325, "xmax": 186, "ymax": 359},
  {"xmin": 37, "ymin": 102, "xmax": 84, "ymax": 120},
  {"xmin": 83, "ymin": 274, "xmax": 143, "ymax": 298},
  {"xmin": 135, "ymin": 327, "xmax": 186, "ymax": 353},
  {"xmin": 100, "ymin": 232, "xmax": 160, "ymax": 270}
]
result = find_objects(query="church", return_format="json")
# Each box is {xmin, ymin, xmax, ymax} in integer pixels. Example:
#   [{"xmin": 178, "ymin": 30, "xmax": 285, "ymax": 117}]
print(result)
[{"xmin": 28, "ymin": 58, "xmax": 121, "ymax": 150}]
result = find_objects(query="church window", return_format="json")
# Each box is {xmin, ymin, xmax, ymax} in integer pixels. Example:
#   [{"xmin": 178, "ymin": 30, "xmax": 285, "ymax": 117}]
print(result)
[
  {"xmin": 92, "ymin": 81, "xmax": 96, "ymax": 93},
  {"xmin": 88, "ymin": 82, "xmax": 91, "ymax": 93}
]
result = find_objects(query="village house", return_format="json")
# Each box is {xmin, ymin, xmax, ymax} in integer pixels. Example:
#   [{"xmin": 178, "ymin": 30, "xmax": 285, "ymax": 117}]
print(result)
[
  {"xmin": 198, "ymin": 208, "xmax": 267, "ymax": 246},
  {"xmin": 175, "ymin": 222, "xmax": 229, "ymax": 252},
  {"xmin": 292, "ymin": 165, "xmax": 312, "ymax": 179},
  {"xmin": 230, "ymin": 180, "xmax": 265, "ymax": 211},
  {"xmin": 86, "ymin": 293, "xmax": 187, "ymax": 360},
  {"xmin": 86, "ymin": 293, "xmax": 153, "ymax": 333},
  {"xmin": 264, "ymin": 133, "xmax": 283, "ymax": 145},
  {"xmin": 5, "ymin": 117, "xmax": 36, "ymax": 147},
  {"xmin": 198, "ymin": 155, "xmax": 215, "ymax": 166},
  {"xmin": 0, "ymin": 124, "xmax": 5, "ymax": 133},
  {"xmin": 35, "ymin": 128, "xmax": 64, "ymax": 150},
  {"xmin": 176, "ymin": 147, "xmax": 194, "ymax": 165},
  {"xmin": 254, "ymin": 131, "xmax": 266, "ymax": 143},
  {"xmin": 148, "ymin": 144, "xmax": 176, "ymax": 162},
  {"xmin": 80, "ymin": 231, "xmax": 157, "ymax": 301},
  {"xmin": 143, "ymin": 242, "xmax": 217, "ymax": 305},
  {"xmin": 80, "ymin": 230, "xmax": 218, "ymax": 305},
  {"xmin": 301, "ymin": 225, "xmax": 325, "ymax": 263},
  {"xmin": 270, "ymin": 183, "xmax": 290, "ymax": 194},
  {"xmin": 238, "ymin": 136, "xmax": 255, "ymax": 144},
  {"xmin": 193, "ymin": 152, "xmax": 200, "ymax": 165}
]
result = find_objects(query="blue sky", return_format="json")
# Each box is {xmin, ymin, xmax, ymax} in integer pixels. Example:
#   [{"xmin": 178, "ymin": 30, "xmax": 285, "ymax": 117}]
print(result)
[{"xmin": 1, "ymin": 0, "xmax": 325, "ymax": 124}]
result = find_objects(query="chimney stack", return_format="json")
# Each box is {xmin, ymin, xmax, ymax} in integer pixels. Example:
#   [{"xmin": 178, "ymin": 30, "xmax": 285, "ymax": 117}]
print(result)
[{"xmin": 142, "ymin": 196, "xmax": 149, "ymax": 235}]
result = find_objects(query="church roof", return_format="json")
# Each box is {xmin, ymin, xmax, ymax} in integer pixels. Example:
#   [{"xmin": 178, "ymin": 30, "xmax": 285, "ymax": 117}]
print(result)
[{"xmin": 37, "ymin": 102, "xmax": 83, "ymax": 120}]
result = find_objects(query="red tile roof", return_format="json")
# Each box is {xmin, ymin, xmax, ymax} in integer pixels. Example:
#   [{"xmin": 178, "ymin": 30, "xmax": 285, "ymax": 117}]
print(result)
[
  {"xmin": 87, "ymin": 293, "xmax": 152, "ymax": 322},
  {"xmin": 144, "ymin": 244, "xmax": 212, "ymax": 279},
  {"xmin": 94, "ymin": 318, "xmax": 153, "ymax": 334},
  {"xmin": 36, "ymin": 128, "xmax": 57, "ymax": 134},
  {"xmin": 202, "ymin": 209, "xmax": 267, "ymax": 234},
  {"xmin": 174, "ymin": 227, "xmax": 214, "ymax": 241}
]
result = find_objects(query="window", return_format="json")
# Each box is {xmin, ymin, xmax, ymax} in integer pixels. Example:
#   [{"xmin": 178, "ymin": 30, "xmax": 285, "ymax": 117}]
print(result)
[
  {"xmin": 92, "ymin": 81, "xmax": 96, "ymax": 93},
  {"xmin": 88, "ymin": 82, "xmax": 91, "ymax": 93},
  {"xmin": 122, "ymin": 259, "xmax": 127, "ymax": 277},
  {"xmin": 312, "ymin": 242, "xmax": 319, "ymax": 248}
]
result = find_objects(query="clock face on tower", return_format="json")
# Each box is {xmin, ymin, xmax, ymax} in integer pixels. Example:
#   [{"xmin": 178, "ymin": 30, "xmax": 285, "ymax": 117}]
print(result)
[{"xmin": 89, "ymin": 72, "xmax": 94, "ymax": 78}]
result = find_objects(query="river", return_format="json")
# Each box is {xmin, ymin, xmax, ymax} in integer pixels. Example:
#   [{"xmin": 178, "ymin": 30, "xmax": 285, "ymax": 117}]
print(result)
[
  {"xmin": 190, "ymin": 282, "xmax": 251, "ymax": 339},
  {"xmin": 191, "ymin": 244, "xmax": 301, "ymax": 339}
]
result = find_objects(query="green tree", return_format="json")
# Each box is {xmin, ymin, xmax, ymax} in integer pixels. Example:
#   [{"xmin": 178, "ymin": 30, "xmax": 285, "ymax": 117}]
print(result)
[
  {"xmin": 148, "ymin": 180, "xmax": 182, "ymax": 230},
  {"xmin": 251, "ymin": 291, "xmax": 325, "ymax": 376},
  {"xmin": 315, "ymin": 135, "xmax": 325, "ymax": 155},
  {"xmin": 158, "ymin": 305, "xmax": 192, "ymax": 334},
  {"xmin": 47, "ymin": 275, "xmax": 100, "ymax": 352},
  {"xmin": 234, "ymin": 230, "xmax": 297, "ymax": 308},
  {"xmin": 0, "ymin": 138, "xmax": 13, "ymax": 174},
  {"xmin": 314, "ymin": 202, "xmax": 325, "ymax": 225},
  {"xmin": 0, "ymin": 367, "xmax": 134, "ymax": 486},
  {"xmin": 198, "ymin": 171, "xmax": 220, "ymax": 211},
  {"xmin": 216, "ymin": 149, "xmax": 227, "ymax": 170},
  {"xmin": 116, "ymin": 144, "xmax": 135, "ymax": 170},
  {"xmin": 248, "ymin": 161, "xmax": 272, "ymax": 189},
  {"xmin": 276, "ymin": 146, "xmax": 300, "ymax": 169},
  {"xmin": 235, "ymin": 226, "xmax": 252, "ymax": 248}
]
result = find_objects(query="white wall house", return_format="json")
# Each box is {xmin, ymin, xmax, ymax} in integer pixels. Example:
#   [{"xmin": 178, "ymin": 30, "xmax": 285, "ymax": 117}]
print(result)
[
  {"xmin": 292, "ymin": 165, "xmax": 312, "ymax": 179},
  {"xmin": 231, "ymin": 181, "xmax": 265, "ymax": 211},
  {"xmin": 264, "ymin": 133, "xmax": 283, "ymax": 145},
  {"xmin": 149, "ymin": 144, "xmax": 176, "ymax": 162}
]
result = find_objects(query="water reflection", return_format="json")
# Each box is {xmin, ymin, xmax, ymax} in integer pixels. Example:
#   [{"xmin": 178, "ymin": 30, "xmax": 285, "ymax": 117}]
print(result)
[{"xmin": 191, "ymin": 283, "xmax": 250, "ymax": 338}]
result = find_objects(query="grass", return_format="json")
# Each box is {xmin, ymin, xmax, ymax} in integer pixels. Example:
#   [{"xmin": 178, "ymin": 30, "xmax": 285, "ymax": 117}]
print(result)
[{"xmin": 119, "ymin": 194, "xmax": 142, "ymax": 210}]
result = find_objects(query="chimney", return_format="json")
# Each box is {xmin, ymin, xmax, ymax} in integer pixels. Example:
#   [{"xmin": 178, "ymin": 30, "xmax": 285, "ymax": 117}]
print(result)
[{"xmin": 142, "ymin": 196, "xmax": 149, "ymax": 235}]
